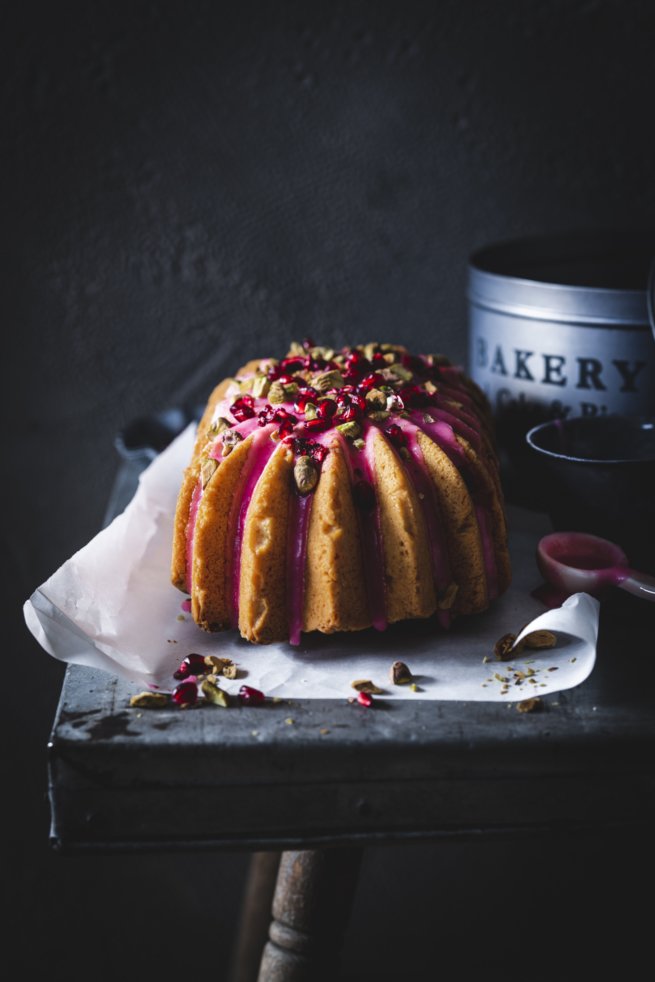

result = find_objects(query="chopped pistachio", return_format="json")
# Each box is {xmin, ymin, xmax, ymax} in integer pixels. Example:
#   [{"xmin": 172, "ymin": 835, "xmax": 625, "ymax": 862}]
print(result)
[
  {"xmin": 129, "ymin": 691, "xmax": 170, "ymax": 709},
  {"xmin": 201, "ymin": 678, "xmax": 231, "ymax": 707},
  {"xmin": 389, "ymin": 363, "xmax": 413, "ymax": 382},
  {"xmin": 494, "ymin": 632, "xmax": 518, "ymax": 661},
  {"xmin": 222, "ymin": 663, "xmax": 238, "ymax": 680},
  {"xmin": 424, "ymin": 380, "xmax": 438, "ymax": 394},
  {"xmin": 303, "ymin": 402, "xmax": 318, "ymax": 420},
  {"xmin": 209, "ymin": 416, "xmax": 232, "ymax": 437},
  {"xmin": 365, "ymin": 387, "xmax": 387, "ymax": 409},
  {"xmin": 336, "ymin": 420, "xmax": 362, "ymax": 440},
  {"xmin": 309, "ymin": 346, "xmax": 334, "ymax": 362},
  {"xmin": 204, "ymin": 655, "xmax": 234, "ymax": 674},
  {"xmin": 251, "ymin": 375, "xmax": 271, "ymax": 398},
  {"xmin": 294, "ymin": 455, "xmax": 319, "ymax": 495},
  {"xmin": 314, "ymin": 369, "xmax": 344, "ymax": 391},
  {"xmin": 363, "ymin": 342, "xmax": 378, "ymax": 361},
  {"xmin": 390, "ymin": 660, "xmax": 412, "ymax": 685},
  {"xmin": 222, "ymin": 430, "xmax": 243, "ymax": 456},
  {"xmin": 352, "ymin": 438, "xmax": 365, "ymax": 450},
  {"xmin": 351, "ymin": 679, "xmax": 385, "ymax": 694},
  {"xmin": 422, "ymin": 413, "xmax": 435, "ymax": 424},
  {"xmin": 269, "ymin": 380, "xmax": 298, "ymax": 404},
  {"xmin": 516, "ymin": 697, "xmax": 541, "ymax": 713},
  {"xmin": 368, "ymin": 410, "xmax": 391, "ymax": 422},
  {"xmin": 287, "ymin": 341, "xmax": 305, "ymax": 356}
]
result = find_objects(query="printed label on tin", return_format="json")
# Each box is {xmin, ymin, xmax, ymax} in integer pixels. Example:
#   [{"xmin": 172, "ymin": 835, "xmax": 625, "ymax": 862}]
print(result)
[{"xmin": 469, "ymin": 309, "xmax": 655, "ymax": 426}]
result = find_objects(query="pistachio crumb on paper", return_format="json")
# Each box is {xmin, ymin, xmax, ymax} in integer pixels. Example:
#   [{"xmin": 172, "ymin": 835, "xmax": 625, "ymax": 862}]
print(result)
[
  {"xmin": 129, "ymin": 691, "xmax": 169, "ymax": 709},
  {"xmin": 351, "ymin": 679, "xmax": 385, "ymax": 694},
  {"xmin": 389, "ymin": 660, "xmax": 413, "ymax": 685}
]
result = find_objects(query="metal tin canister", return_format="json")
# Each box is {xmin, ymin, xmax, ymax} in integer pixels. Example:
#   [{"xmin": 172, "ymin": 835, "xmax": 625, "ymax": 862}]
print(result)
[{"xmin": 467, "ymin": 231, "xmax": 655, "ymax": 500}]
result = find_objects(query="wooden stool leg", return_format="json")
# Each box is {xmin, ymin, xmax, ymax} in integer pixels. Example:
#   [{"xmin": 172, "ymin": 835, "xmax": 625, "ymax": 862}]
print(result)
[
  {"xmin": 229, "ymin": 851, "xmax": 282, "ymax": 982},
  {"xmin": 257, "ymin": 847, "xmax": 363, "ymax": 982}
]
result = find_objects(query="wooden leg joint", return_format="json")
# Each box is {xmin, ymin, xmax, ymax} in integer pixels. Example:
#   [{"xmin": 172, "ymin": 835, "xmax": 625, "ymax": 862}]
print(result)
[{"xmin": 257, "ymin": 847, "xmax": 363, "ymax": 982}]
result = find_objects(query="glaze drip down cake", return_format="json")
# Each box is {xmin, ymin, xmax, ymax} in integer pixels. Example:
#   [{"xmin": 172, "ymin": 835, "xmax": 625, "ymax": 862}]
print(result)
[{"xmin": 171, "ymin": 342, "xmax": 511, "ymax": 644}]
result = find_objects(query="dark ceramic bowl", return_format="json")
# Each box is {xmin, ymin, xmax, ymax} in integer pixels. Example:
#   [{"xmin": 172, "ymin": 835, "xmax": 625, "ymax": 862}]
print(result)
[{"xmin": 526, "ymin": 415, "xmax": 655, "ymax": 572}]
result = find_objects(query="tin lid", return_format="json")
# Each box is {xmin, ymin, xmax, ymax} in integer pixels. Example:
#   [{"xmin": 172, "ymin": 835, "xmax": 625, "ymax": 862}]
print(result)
[{"xmin": 468, "ymin": 230, "xmax": 655, "ymax": 326}]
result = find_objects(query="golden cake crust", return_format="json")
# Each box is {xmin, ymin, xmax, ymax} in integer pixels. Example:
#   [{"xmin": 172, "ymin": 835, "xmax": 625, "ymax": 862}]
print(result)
[{"xmin": 171, "ymin": 343, "xmax": 511, "ymax": 644}]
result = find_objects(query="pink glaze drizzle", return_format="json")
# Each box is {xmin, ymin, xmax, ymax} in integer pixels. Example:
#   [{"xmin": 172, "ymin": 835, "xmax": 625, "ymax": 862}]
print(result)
[
  {"xmin": 342, "ymin": 427, "xmax": 387, "ymax": 632},
  {"xmin": 229, "ymin": 428, "xmax": 278, "ymax": 628},
  {"xmin": 398, "ymin": 421, "xmax": 453, "ymax": 629},
  {"xmin": 287, "ymin": 490, "xmax": 314, "ymax": 645},
  {"xmin": 410, "ymin": 411, "xmax": 499, "ymax": 605},
  {"xmin": 184, "ymin": 416, "xmax": 263, "ymax": 593}
]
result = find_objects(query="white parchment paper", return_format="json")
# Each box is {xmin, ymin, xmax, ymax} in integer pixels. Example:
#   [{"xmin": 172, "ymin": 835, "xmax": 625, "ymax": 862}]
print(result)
[{"xmin": 24, "ymin": 424, "xmax": 599, "ymax": 701}]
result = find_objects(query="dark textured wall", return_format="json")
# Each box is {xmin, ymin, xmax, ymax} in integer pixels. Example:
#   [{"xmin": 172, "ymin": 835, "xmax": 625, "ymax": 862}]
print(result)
[{"xmin": 4, "ymin": 2, "xmax": 655, "ymax": 978}]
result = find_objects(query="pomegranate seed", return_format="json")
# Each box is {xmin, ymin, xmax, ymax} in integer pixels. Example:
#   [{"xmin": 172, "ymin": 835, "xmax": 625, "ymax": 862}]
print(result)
[
  {"xmin": 344, "ymin": 351, "xmax": 370, "ymax": 377},
  {"xmin": 317, "ymin": 399, "xmax": 337, "ymax": 419},
  {"xmin": 172, "ymin": 679, "xmax": 198, "ymax": 706},
  {"xmin": 173, "ymin": 653, "xmax": 207, "ymax": 680},
  {"xmin": 359, "ymin": 372, "xmax": 384, "ymax": 391},
  {"xmin": 275, "ymin": 420, "xmax": 294, "ymax": 439},
  {"xmin": 372, "ymin": 352, "xmax": 386, "ymax": 365},
  {"xmin": 357, "ymin": 690, "xmax": 374, "ymax": 707},
  {"xmin": 280, "ymin": 357, "xmax": 305, "ymax": 373},
  {"xmin": 399, "ymin": 384, "xmax": 429, "ymax": 408},
  {"xmin": 336, "ymin": 405, "xmax": 359, "ymax": 423},
  {"xmin": 238, "ymin": 685, "xmax": 265, "ymax": 705},
  {"xmin": 294, "ymin": 387, "xmax": 319, "ymax": 413},
  {"xmin": 309, "ymin": 443, "xmax": 329, "ymax": 464},
  {"xmin": 353, "ymin": 479, "xmax": 375, "ymax": 511},
  {"xmin": 230, "ymin": 397, "xmax": 256, "ymax": 422},
  {"xmin": 298, "ymin": 417, "xmax": 330, "ymax": 435},
  {"xmin": 385, "ymin": 423, "xmax": 407, "ymax": 448},
  {"xmin": 273, "ymin": 408, "xmax": 297, "ymax": 424},
  {"xmin": 299, "ymin": 385, "xmax": 318, "ymax": 401},
  {"xmin": 258, "ymin": 404, "xmax": 276, "ymax": 425}
]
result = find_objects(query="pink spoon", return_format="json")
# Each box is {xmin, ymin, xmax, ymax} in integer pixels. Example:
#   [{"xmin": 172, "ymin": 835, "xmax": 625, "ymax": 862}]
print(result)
[{"xmin": 537, "ymin": 531, "xmax": 655, "ymax": 601}]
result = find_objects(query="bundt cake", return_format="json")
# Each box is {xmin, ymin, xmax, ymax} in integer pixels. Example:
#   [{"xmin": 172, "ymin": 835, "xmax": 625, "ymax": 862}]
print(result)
[{"xmin": 171, "ymin": 342, "xmax": 511, "ymax": 645}]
